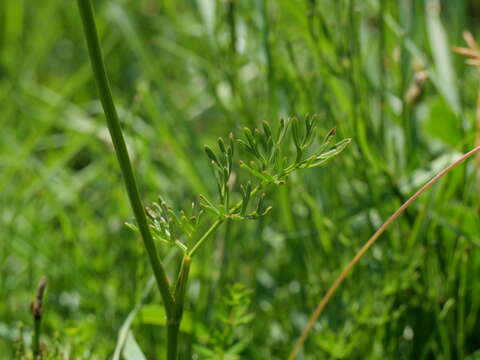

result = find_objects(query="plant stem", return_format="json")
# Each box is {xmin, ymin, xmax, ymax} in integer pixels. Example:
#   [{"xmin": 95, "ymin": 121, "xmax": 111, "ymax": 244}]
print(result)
[
  {"xmin": 33, "ymin": 317, "xmax": 40, "ymax": 358},
  {"xmin": 288, "ymin": 145, "xmax": 480, "ymax": 360},
  {"xmin": 166, "ymin": 255, "xmax": 191, "ymax": 360},
  {"xmin": 174, "ymin": 255, "xmax": 191, "ymax": 319},
  {"xmin": 167, "ymin": 322, "xmax": 180, "ymax": 360},
  {"xmin": 188, "ymin": 184, "xmax": 266, "ymax": 257},
  {"xmin": 188, "ymin": 219, "xmax": 224, "ymax": 257},
  {"xmin": 31, "ymin": 277, "xmax": 47, "ymax": 359},
  {"xmin": 76, "ymin": 0, "xmax": 174, "ymax": 315}
]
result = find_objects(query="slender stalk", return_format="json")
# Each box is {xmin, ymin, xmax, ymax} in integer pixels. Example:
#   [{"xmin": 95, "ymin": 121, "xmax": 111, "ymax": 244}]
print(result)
[
  {"xmin": 33, "ymin": 317, "xmax": 40, "ymax": 358},
  {"xmin": 31, "ymin": 277, "xmax": 47, "ymax": 359},
  {"xmin": 173, "ymin": 255, "xmax": 191, "ymax": 319},
  {"xmin": 76, "ymin": 0, "xmax": 174, "ymax": 315},
  {"xmin": 288, "ymin": 145, "xmax": 480, "ymax": 360},
  {"xmin": 167, "ymin": 322, "xmax": 180, "ymax": 360},
  {"xmin": 188, "ymin": 184, "xmax": 263, "ymax": 258},
  {"xmin": 167, "ymin": 255, "xmax": 191, "ymax": 360},
  {"xmin": 188, "ymin": 219, "xmax": 224, "ymax": 257}
]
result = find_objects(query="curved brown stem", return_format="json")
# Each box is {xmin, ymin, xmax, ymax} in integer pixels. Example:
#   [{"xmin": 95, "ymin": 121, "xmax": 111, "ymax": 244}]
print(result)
[{"xmin": 288, "ymin": 145, "xmax": 480, "ymax": 360}]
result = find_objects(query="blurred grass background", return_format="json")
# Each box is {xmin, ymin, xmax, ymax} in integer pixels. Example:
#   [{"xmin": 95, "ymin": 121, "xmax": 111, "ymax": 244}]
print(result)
[{"xmin": 1, "ymin": 0, "xmax": 480, "ymax": 358}]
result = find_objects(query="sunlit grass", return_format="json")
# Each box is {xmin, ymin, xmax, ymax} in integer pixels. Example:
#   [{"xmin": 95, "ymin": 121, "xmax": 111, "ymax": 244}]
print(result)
[{"xmin": 1, "ymin": 0, "xmax": 480, "ymax": 358}]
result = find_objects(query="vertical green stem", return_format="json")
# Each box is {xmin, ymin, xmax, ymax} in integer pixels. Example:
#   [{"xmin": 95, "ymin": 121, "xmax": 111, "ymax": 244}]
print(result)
[
  {"xmin": 167, "ymin": 322, "xmax": 181, "ymax": 360},
  {"xmin": 33, "ymin": 316, "xmax": 41, "ymax": 358},
  {"xmin": 174, "ymin": 255, "xmax": 191, "ymax": 318},
  {"xmin": 167, "ymin": 255, "xmax": 191, "ymax": 360},
  {"xmin": 188, "ymin": 219, "xmax": 224, "ymax": 257},
  {"xmin": 76, "ymin": 0, "xmax": 174, "ymax": 315},
  {"xmin": 31, "ymin": 277, "xmax": 47, "ymax": 359}
]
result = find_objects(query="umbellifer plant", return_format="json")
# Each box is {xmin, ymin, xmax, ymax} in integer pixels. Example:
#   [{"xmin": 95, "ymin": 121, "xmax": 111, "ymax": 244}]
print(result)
[{"xmin": 76, "ymin": 0, "xmax": 350, "ymax": 358}]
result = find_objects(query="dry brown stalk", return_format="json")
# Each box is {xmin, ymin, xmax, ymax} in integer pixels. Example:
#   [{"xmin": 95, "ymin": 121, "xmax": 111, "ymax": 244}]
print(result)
[{"xmin": 288, "ymin": 145, "xmax": 480, "ymax": 360}]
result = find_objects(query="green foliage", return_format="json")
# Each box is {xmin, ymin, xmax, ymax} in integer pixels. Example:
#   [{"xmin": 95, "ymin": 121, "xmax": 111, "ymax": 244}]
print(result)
[
  {"xmin": 2, "ymin": 0, "xmax": 480, "ymax": 359},
  {"xmin": 127, "ymin": 198, "xmax": 202, "ymax": 253},
  {"xmin": 12, "ymin": 328, "xmax": 65, "ymax": 360},
  {"xmin": 201, "ymin": 116, "xmax": 350, "ymax": 222},
  {"xmin": 194, "ymin": 283, "xmax": 253, "ymax": 360},
  {"xmin": 128, "ymin": 116, "xmax": 349, "ymax": 256}
]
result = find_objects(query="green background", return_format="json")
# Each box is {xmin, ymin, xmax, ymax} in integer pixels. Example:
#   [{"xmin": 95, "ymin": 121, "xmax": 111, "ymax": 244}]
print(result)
[{"xmin": 1, "ymin": 0, "xmax": 480, "ymax": 358}]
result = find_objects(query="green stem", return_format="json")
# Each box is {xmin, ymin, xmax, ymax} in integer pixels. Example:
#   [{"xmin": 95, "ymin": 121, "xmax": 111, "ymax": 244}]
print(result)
[
  {"xmin": 188, "ymin": 219, "xmax": 224, "ymax": 257},
  {"xmin": 76, "ymin": 0, "xmax": 174, "ymax": 315},
  {"xmin": 31, "ymin": 277, "xmax": 47, "ymax": 359},
  {"xmin": 188, "ymin": 186, "xmax": 261, "ymax": 259},
  {"xmin": 33, "ymin": 316, "xmax": 41, "ymax": 358},
  {"xmin": 166, "ymin": 255, "xmax": 192, "ymax": 359},
  {"xmin": 174, "ymin": 255, "xmax": 191, "ymax": 319},
  {"xmin": 167, "ymin": 321, "xmax": 180, "ymax": 360},
  {"xmin": 188, "ymin": 183, "xmax": 267, "ymax": 257}
]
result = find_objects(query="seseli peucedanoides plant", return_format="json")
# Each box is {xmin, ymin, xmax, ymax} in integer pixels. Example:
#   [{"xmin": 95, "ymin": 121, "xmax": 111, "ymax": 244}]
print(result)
[
  {"xmin": 130, "ymin": 116, "xmax": 351, "ymax": 258},
  {"xmin": 76, "ymin": 0, "xmax": 350, "ymax": 358},
  {"xmin": 126, "ymin": 115, "xmax": 351, "ymax": 358}
]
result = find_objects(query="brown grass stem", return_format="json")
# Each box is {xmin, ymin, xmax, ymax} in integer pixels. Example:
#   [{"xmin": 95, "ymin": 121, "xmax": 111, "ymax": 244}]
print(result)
[{"xmin": 288, "ymin": 145, "xmax": 480, "ymax": 360}]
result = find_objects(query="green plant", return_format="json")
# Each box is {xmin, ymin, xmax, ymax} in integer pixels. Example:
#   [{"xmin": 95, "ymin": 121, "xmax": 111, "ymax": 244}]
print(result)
[
  {"xmin": 194, "ymin": 283, "xmax": 253, "ymax": 360},
  {"xmin": 4, "ymin": 0, "xmax": 480, "ymax": 358},
  {"xmin": 76, "ymin": 1, "xmax": 349, "ymax": 358},
  {"xmin": 132, "ymin": 116, "xmax": 348, "ymax": 358}
]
